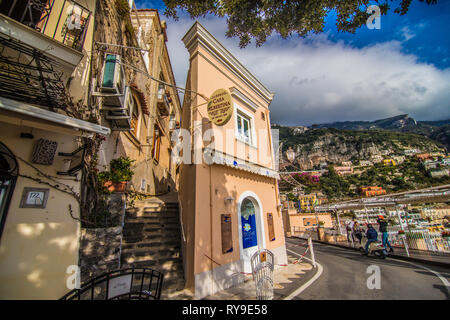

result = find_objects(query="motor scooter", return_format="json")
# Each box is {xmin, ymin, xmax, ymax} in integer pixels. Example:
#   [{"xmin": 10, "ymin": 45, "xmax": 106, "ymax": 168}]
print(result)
[{"xmin": 358, "ymin": 235, "xmax": 387, "ymax": 259}]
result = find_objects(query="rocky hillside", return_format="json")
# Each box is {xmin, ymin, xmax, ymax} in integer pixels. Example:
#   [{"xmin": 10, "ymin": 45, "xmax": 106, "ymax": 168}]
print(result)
[
  {"xmin": 311, "ymin": 114, "xmax": 450, "ymax": 150},
  {"xmin": 276, "ymin": 127, "xmax": 445, "ymax": 170}
]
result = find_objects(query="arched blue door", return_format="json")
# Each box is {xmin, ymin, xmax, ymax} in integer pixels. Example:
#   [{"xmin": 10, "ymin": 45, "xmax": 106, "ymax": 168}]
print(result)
[{"xmin": 241, "ymin": 198, "xmax": 258, "ymax": 249}]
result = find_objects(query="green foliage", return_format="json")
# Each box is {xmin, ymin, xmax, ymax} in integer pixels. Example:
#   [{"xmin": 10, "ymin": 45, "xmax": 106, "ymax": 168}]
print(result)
[
  {"xmin": 97, "ymin": 157, "xmax": 135, "ymax": 185},
  {"xmin": 109, "ymin": 157, "xmax": 135, "ymax": 182},
  {"xmin": 287, "ymin": 193, "xmax": 297, "ymax": 201},
  {"xmin": 86, "ymin": 198, "xmax": 121, "ymax": 228},
  {"xmin": 115, "ymin": 0, "xmax": 130, "ymax": 19},
  {"xmin": 163, "ymin": 0, "xmax": 437, "ymax": 48},
  {"xmin": 97, "ymin": 171, "xmax": 112, "ymax": 185}
]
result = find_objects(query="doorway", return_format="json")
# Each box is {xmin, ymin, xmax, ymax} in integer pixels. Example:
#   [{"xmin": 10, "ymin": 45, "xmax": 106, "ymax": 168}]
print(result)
[
  {"xmin": 237, "ymin": 191, "xmax": 266, "ymax": 273},
  {"xmin": 0, "ymin": 142, "xmax": 18, "ymax": 240}
]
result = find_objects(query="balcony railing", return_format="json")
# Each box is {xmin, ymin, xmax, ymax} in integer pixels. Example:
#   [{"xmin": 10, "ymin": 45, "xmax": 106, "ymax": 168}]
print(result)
[
  {"xmin": 0, "ymin": 0, "xmax": 91, "ymax": 51},
  {"xmin": 157, "ymin": 86, "xmax": 170, "ymax": 116}
]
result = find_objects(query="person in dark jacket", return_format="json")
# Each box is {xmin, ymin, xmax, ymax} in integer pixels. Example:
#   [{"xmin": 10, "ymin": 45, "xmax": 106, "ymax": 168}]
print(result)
[
  {"xmin": 377, "ymin": 215, "xmax": 394, "ymax": 253},
  {"xmin": 364, "ymin": 224, "xmax": 378, "ymax": 255},
  {"xmin": 353, "ymin": 221, "xmax": 363, "ymax": 243}
]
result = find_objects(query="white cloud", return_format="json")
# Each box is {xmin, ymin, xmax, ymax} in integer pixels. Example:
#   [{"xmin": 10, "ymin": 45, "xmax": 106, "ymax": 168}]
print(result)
[
  {"xmin": 399, "ymin": 26, "xmax": 416, "ymax": 41},
  {"xmin": 163, "ymin": 15, "xmax": 450, "ymax": 126}
]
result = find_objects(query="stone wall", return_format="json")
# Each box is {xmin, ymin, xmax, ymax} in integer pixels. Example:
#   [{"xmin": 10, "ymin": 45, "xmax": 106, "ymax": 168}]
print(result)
[
  {"xmin": 78, "ymin": 193, "xmax": 126, "ymax": 282},
  {"xmin": 79, "ymin": 226, "xmax": 122, "ymax": 282}
]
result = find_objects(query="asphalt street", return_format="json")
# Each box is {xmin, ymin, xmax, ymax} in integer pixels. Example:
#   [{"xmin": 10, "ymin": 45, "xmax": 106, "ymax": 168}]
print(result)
[{"xmin": 285, "ymin": 238, "xmax": 450, "ymax": 300}]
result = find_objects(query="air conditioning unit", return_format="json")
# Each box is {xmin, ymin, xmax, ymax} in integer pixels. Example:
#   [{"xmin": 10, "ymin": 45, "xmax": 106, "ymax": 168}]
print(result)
[
  {"xmin": 100, "ymin": 53, "xmax": 124, "ymax": 94},
  {"xmin": 103, "ymin": 86, "xmax": 135, "ymax": 131}
]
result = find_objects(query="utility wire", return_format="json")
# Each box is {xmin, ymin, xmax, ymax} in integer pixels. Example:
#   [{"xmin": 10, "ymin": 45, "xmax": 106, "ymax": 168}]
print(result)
[{"xmin": 94, "ymin": 43, "xmax": 209, "ymax": 102}]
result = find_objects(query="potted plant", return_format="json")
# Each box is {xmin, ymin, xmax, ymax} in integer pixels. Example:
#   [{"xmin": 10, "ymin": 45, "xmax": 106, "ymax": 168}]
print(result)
[
  {"xmin": 398, "ymin": 230, "xmax": 405, "ymax": 235},
  {"xmin": 98, "ymin": 157, "xmax": 135, "ymax": 193}
]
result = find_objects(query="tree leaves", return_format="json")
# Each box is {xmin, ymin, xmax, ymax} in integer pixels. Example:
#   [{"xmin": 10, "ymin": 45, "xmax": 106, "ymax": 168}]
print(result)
[{"xmin": 163, "ymin": 0, "xmax": 438, "ymax": 47}]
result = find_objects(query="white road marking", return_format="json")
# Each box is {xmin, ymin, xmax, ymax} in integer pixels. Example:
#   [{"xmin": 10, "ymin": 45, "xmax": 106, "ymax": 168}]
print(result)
[
  {"xmin": 283, "ymin": 248, "xmax": 323, "ymax": 300},
  {"xmin": 395, "ymin": 259, "xmax": 450, "ymax": 297}
]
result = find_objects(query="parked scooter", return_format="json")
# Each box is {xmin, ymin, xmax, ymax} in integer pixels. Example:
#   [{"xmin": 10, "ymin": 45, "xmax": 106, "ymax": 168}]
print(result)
[{"xmin": 358, "ymin": 234, "xmax": 387, "ymax": 259}]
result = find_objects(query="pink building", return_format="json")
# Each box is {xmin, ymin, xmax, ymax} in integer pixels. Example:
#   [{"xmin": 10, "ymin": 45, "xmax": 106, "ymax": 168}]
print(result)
[{"xmin": 178, "ymin": 22, "xmax": 287, "ymax": 299}]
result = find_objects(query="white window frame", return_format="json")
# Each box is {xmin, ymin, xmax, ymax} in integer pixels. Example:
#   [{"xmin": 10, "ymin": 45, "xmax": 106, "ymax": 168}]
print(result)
[{"xmin": 234, "ymin": 103, "xmax": 257, "ymax": 148}]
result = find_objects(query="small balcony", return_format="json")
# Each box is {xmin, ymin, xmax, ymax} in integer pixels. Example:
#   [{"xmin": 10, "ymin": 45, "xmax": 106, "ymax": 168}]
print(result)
[
  {"xmin": 0, "ymin": 0, "xmax": 91, "ymax": 71},
  {"xmin": 0, "ymin": 0, "xmax": 92, "ymax": 111},
  {"xmin": 157, "ymin": 86, "xmax": 170, "ymax": 116}
]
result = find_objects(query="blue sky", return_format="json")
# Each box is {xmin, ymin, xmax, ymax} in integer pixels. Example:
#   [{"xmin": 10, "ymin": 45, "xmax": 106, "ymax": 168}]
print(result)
[{"xmin": 134, "ymin": 1, "xmax": 450, "ymax": 126}]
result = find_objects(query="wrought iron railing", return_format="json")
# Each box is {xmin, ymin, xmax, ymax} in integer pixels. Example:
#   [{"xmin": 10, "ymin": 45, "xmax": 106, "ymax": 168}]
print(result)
[
  {"xmin": 60, "ymin": 267, "xmax": 164, "ymax": 300},
  {"xmin": 0, "ymin": 33, "xmax": 67, "ymax": 110},
  {"xmin": 0, "ymin": 0, "xmax": 91, "ymax": 51}
]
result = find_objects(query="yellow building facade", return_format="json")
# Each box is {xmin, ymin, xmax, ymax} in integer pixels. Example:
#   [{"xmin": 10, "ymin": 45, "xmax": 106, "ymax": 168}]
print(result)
[{"xmin": 0, "ymin": 0, "xmax": 110, "ymax": 299}]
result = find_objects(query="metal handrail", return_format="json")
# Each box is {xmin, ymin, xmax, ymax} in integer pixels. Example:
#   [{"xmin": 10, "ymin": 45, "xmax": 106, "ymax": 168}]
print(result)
[{"xmin": 60, "ymin": 267, "xmax": 164, "ymax": 300}]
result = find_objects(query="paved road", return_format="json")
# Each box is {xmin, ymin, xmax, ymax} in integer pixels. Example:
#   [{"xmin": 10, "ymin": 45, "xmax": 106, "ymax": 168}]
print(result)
[{"xmin": 285, "ymin": 238, "xmax": 450, "ymax": 300}]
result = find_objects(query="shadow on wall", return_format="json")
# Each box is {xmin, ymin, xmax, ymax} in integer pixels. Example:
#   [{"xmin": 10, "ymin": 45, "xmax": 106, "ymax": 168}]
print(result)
[
  {"xmin": 130, "ymin": 158, "xmax": 175, "ymax": 195},
  {"xmin": 195, "ymin": 167, "xmax": 243, "ymax": 295},
  {"xmin": 0, "ymin": 220, "xmax": 79, "ymax": 299}
]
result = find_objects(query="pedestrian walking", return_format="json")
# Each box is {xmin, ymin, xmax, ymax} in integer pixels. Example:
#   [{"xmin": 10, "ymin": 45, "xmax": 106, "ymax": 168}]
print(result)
[
  {"xmin": 346, "ymin": 219, "xmax": 355, "ymax": 243},
  {"xmin": 364, "ymin": 224, "xmax": 378, "ymax": 256},
  {"xmin": 353, "ymin": 221, "xmax": 363, "ymax": 243},
  {"xmin": 377, "ymin": 215, "xmax": 394, "ymax": 253}
]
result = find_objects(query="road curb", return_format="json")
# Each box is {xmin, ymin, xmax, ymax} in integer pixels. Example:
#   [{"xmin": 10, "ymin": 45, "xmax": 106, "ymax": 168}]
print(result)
[
  {"xmin": 309, "ymin": 238, "xmax": 450, "ymax": 269},
  {"xmin": 283, "ymin": 249, "xmax": 323, "ymax": 300}
]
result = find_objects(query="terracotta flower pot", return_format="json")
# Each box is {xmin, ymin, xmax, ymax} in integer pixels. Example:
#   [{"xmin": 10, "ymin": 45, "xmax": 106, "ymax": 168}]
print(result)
[{"xmin": 103, "ymin": 181, "xmax": 127, "ymax": 193}]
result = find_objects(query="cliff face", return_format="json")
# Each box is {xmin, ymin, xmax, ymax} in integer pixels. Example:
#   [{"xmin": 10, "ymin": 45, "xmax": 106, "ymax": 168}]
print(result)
[
  {"xmin": 311, "ymin": 114, "xmax": 450, "ymax": 150},
  {"xmin": 278, "ymin": 127, "xmax": 444, "ymax": 170}
]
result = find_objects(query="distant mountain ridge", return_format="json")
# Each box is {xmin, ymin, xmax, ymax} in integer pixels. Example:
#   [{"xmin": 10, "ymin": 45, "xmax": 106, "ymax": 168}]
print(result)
[{"xmin": 310, "ymin": 114, "xmax": 450, "ymax": 150}]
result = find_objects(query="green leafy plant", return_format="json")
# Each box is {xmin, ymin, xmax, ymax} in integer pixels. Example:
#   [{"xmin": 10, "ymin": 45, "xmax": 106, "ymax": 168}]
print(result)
[
  {"xmin": 97, "ymin": 157, "xmax": 135, "ymax": 184},
  {"xmin": 109, "ymin": 157, "xmax": 135, "ymax": 182}
]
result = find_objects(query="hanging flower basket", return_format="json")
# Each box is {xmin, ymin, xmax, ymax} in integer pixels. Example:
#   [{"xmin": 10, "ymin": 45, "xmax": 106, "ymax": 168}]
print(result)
[
  {"xmin": 398, "ymin": 230, "xmax": 405, "ymax": 235},
  {"xmin": 441, "ymin": 231, "xmax": 450, "ymax": 238}
]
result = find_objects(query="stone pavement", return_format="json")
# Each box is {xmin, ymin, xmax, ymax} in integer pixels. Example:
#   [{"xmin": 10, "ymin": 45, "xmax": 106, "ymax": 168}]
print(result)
[{"xmin": 202, "ymin": 253, "xmax": 314, "ymax": 300}]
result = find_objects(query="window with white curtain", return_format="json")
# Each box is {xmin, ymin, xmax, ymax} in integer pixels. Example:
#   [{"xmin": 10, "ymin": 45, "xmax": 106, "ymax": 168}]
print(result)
[{"xmin": 236, "ymin": 111, "xmax": 252, "ymax": 144}]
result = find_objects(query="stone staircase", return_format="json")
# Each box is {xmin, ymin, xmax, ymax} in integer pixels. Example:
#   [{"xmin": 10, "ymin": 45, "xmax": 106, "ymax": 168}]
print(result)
[{"xmin": 121, "ymin": 198, "xmax": 186, "ymax": 298}]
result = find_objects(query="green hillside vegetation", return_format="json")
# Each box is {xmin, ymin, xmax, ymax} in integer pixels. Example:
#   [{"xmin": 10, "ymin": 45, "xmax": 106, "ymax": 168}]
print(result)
[
  {"xmin": 275, "ymin": 126, "xmax": 444, "ymax": 153},
  {"xmin": 305, "ymin": 114, "xmax": 450, "ymax": 150},
  {"xmin": 291, "ymin": 158, "xmax": 450, "ymax": 201}
]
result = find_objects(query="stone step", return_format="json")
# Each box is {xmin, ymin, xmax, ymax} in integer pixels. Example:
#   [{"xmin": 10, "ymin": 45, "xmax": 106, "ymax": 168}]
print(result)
[
  {"xmin": 121, "ymin": 256, "xmax": 181, "ymax": 266},
  {"xmin": 122, "ymin": 240, "xmax": 180, "ymax": 250},
  {"xmin": 124, "ymin": 216, "xmax": 159, "ymax": 223},
  {"xmin": 122, "ymin": 233, "xmax": 182, "ymax": 244},
  {"xmin": 161, "ymin": 279, "xmax": 187, "ymax": 298},
  {"xmin": 122, "ymin": 246, "xmax": 180, "ymax": 258},
  {"xmin": 122, "ymin": 258, "xmax": 183, "ymax": 273},
  {"xmin": 136, "ymin": 212, "xmax": 179, "ymax": 220},
  {"xmin": 140, "ymin": 208, "xmax": 179, "ymax": 215},
  {"xmin": 120, "ymin": 199, "xmax": 183, "ymax": 293},
  {"xmin": 143, "ymin": 225, "xmax": 180, "ymax": 233}
]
